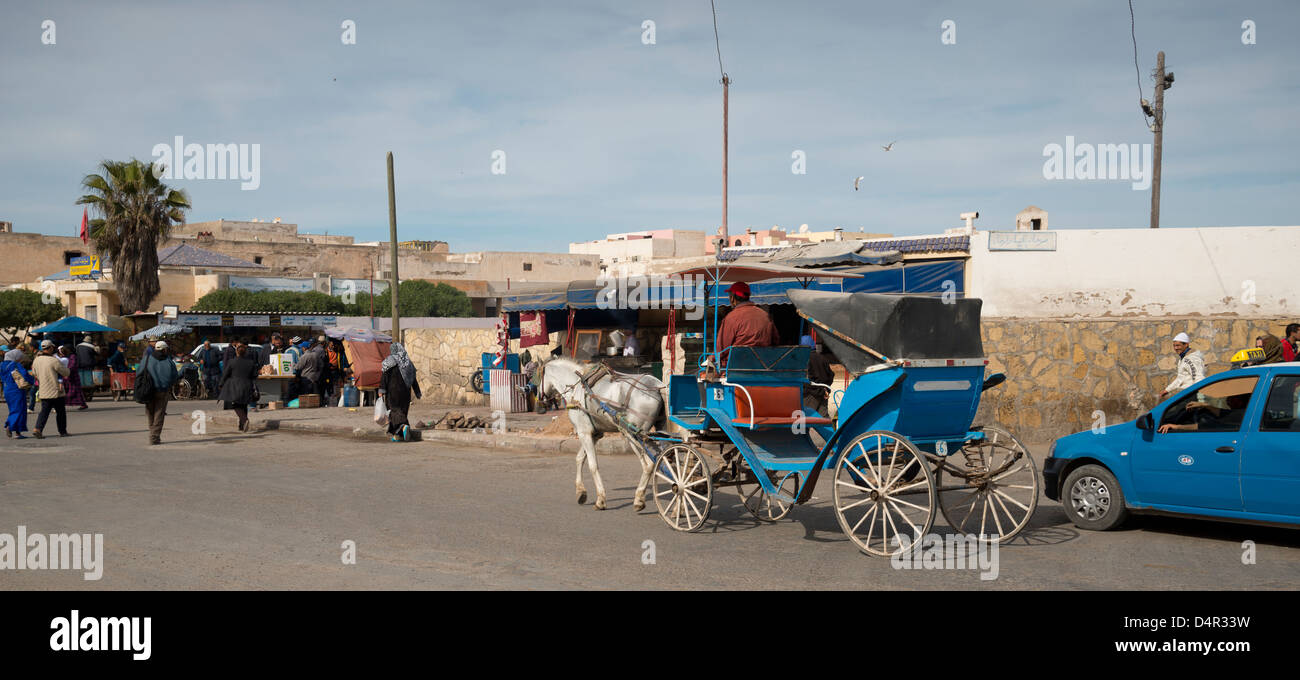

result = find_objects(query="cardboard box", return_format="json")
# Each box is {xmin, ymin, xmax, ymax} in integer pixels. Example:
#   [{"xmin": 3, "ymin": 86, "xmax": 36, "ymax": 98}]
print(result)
[
  {"xmin": 269, "ymin": 353, "xmax": 295, "ymax": 376},
  {"xmin": 266, "ymin": 401, "xmax": 285, "ymax": 410},
  {"xmin": 296, "ymin": 394, "xmax": 321, "ymax": 408}
]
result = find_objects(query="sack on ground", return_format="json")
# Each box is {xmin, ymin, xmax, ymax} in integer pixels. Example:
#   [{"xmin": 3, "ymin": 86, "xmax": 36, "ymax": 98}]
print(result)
[{"xmin": 373, "ymin": 395, "xmax": 388, "ymax": 426}]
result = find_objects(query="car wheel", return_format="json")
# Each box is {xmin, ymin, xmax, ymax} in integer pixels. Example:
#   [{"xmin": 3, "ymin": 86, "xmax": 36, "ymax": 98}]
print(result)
[{"xmin": 1062, "ymin": 464, "xmax": 1128, "ymax": 531}]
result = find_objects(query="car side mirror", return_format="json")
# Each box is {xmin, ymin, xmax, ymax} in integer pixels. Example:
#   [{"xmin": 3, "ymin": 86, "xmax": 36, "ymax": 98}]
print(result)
[{"xmin": 1136, "ymin": 413, "xmax": 1154, "ymax": 431}]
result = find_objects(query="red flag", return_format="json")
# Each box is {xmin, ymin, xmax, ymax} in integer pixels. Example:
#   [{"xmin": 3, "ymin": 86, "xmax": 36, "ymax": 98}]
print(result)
[{"xmin": 79, "ymin": 207, "xmax": 88, "ymax": 245}]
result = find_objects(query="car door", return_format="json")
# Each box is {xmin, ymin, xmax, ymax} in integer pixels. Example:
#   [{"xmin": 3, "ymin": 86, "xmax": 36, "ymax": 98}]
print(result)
[
  {"xmin": 1242, "ymin": 373, "xmax": 1300, "ymax": 518},
  {"xmin": 1131, "ymin": 375, "xmax": 1258, "ymax": 511}
]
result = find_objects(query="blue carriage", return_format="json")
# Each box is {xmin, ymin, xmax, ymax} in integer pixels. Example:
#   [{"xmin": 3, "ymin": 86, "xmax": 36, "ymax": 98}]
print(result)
[{"xmin": 655, "ymin": 265, "xmax": 1040, "ymax": 556}]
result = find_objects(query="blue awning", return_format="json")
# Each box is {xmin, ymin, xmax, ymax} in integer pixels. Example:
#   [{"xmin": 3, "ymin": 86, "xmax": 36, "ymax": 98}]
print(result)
[{"xmin": 30, "ymin": 316, "xmax": 118, "ymax": 334}]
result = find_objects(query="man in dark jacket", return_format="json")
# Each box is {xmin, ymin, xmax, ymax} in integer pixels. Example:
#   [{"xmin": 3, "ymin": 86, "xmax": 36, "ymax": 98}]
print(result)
[
  {"xmin": 138, "ymin": 341, "xmax": 179, "ymax": 445},
  {"xmin": 197, "ymin": 339, "xmax": 222, "ymax": 397},
  {"xmin": 294, "ymin": 342, "xmax": 327, "ymax": 403}
]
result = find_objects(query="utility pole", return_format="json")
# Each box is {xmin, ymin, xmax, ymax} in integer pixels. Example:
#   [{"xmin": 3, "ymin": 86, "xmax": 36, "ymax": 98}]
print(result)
[
  {"xmin": 1147, "ymin": 51, "xmax": 1173, "ymax": 228},
  {"xmin": 387, "ymin": 151, "xmax": 400, "ymax": 341},
  {"xmin": 721, "ymin": 74, "xmax": 730, "ymax": 249}
]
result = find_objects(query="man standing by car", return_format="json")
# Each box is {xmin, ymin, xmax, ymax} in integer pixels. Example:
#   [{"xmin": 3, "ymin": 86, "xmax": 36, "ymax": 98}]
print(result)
[
  {"xmin": 1282, "ymin": 323, "xmax": 1299, "ymax": 362},
  {"xmin": 138, "ymin": 341, "xmax": 179, "ymax": 445},
  {"xmin": 198, "ymin": 339, "xmax": 222, "ymax": 398},
  {"xmin": 1158, "ymin": 332, "xmax": 1206, "ymax": 401}
]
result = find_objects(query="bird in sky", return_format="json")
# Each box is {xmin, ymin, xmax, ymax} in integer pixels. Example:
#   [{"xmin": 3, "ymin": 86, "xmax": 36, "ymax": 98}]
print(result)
[
  {"xmin": 881, "ymin": 141, "xmax": 896, "ymax": 152},
  {"xmin": 853, "ymin": 176, "xmax": 864, "ymax": 191}
]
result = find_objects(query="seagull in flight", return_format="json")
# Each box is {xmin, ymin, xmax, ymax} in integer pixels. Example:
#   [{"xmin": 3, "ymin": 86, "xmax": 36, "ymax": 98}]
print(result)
[
  {"xmin": 881, "ymin": 141, "xmax": 896, "ymax": 152},
  {"xmin": 853, "ymin": 176, "xmax": 864, "ymax": 191}
]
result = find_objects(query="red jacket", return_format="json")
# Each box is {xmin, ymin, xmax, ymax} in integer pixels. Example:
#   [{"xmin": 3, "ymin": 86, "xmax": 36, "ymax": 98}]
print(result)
[
  {"xmin": 1284, "ymin": 339, "xmax": 1297, "ymax": 362},
  {"xmin": 717, "ymin": 302, "xmax": 780, "ymax": 362}
]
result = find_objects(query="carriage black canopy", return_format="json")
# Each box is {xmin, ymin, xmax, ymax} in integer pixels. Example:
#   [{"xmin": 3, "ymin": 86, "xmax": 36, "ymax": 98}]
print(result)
[{"xmin": 787, "ymin": 289, "xmax": 984, "ymax": 373}]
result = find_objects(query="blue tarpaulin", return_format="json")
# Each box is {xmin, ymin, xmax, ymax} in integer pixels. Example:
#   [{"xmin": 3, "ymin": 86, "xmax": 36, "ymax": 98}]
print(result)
[
  {"xmin": 30, "ymin": 316, "xmax": 118, "ymax": 334},
  {"xmin": 499, "ymin": 260, "xmax": 965, "ymax": 313}
]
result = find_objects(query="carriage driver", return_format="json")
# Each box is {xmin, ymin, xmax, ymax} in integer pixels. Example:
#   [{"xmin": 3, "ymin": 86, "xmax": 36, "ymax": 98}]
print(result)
[{"xmin": 716, "ymin": 282, "xmax": 780, "ymax": 361}]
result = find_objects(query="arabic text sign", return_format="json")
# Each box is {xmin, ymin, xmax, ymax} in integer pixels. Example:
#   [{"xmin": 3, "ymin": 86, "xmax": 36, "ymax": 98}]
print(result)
[{"xmin": 988, "ymin": 231, "xmax": 1057, "ymax": 252}]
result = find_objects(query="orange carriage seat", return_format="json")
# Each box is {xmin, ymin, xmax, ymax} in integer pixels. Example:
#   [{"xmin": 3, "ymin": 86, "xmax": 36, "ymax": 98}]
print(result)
[{"xmin": 733, "ymin": 385, "xmax": 833, "ymax": 427}]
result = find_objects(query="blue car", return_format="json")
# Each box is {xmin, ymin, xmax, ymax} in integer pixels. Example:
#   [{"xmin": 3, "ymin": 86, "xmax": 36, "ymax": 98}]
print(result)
[{"xmin": 1044, "ymin": 363, "xmax": 1300, "ymax": 530}]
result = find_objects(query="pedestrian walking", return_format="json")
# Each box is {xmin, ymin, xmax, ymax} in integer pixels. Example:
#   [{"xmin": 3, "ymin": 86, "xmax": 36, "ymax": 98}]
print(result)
[
  {"xmin": 61, "ymin": 345, "xmax": 88, "ymax": 410},
  {"xmin": 2, "ymin": 347, "xmax": 34, "ymax": 438},
  {"xmin": 379, "ymin": 342, "xmax": 421, "ymax": 442},
  {"xmin": 137, "ymin": 340, "xmax": 178, "ymax": 445},
  {"xmin": 31, "ymin": 340, "xmax": 69, "ymax": 438},
  {"xmin": 217, "ymin": 341, "xmax": 259, "ymax": 432},
  {"xmin": 1159, "ymin": 332, "xmax": 1206, "ymax": 401},
  {"xmin": 197, "ymin": 339, "xmax": 222, "ymax": 398}
]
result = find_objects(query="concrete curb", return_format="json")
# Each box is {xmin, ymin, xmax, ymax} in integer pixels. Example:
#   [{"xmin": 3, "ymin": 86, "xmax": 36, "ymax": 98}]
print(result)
[{"xmin": 207, "ymin": 413, "xmax": 634, "ymax": 455}]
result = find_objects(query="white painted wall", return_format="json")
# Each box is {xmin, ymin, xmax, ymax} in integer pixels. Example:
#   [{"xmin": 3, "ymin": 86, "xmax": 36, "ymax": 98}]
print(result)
[{"xmin": 968, "ymin": 226, "xmax": 1299, "ymax": 318}]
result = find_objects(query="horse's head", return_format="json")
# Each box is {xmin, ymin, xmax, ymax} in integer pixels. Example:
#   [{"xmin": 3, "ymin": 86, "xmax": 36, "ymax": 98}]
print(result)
[{"xmin": 538, "ymin": 357, "xmax": 580, "ymax": 402}]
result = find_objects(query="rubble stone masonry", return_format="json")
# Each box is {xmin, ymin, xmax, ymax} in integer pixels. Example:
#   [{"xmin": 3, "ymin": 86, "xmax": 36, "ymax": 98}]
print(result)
[{"xmin": 975, "ymin": 316, "xmax": 1294, "ymax": 442}]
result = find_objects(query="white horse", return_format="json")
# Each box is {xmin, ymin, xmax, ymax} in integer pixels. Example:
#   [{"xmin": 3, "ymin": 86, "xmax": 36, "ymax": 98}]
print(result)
[{"xmin": 540, "ymin": 358, "xmax": 666, "ymax": 511}]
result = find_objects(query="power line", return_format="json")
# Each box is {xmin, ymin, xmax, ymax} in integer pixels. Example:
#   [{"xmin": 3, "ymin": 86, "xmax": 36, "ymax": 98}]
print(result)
[
  {"xmin": 710, "ymin": 0, "xmax": 726, "ymax": 81},
  {"xmin": 1129, "ymin": 0, "xmax": 1152, "ymax": 126}
]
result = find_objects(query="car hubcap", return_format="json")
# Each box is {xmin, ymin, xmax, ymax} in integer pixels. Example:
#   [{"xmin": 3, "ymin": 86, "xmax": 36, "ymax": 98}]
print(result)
[{"xmin": 1070, "ymin": 477, "xmax": 1110, "ymax": 520}]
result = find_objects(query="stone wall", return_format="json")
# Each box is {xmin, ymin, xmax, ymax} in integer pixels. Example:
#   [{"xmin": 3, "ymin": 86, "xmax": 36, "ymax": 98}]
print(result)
[
  {"xmin": 402, "ymin": 327, "xmax": 565, "ymax": 406},
  {"xmin": 975, "ymin": 316, "xmax": 1294, "ymax": 443}
]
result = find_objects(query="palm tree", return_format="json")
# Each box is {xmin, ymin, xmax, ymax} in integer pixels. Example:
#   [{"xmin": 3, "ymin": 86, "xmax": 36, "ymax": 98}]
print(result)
[{"xmin": 76, "ymin": 159, "xmax": 191, "ymax": 314}]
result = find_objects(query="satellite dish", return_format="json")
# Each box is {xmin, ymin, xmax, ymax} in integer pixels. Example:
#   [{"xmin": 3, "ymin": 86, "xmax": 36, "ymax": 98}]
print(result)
[{"xmin": 799, "ymin": 224, "xmax": 809, "ymax": 233}]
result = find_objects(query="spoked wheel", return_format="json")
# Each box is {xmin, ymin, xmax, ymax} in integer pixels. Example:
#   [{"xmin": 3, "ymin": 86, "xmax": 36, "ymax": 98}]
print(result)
[
  {"xmin": 935, "ymin": 426, "xmax": 1040, "ymax": 543},
  {"xmin": 652, "ymin": 444, "xmax": 713, "ymax": 532},
  {"xmin": 832, "ymin": 431, "xmax": 935, "ymax": 557},
  {"xmin": 172, "ymin": 379, "xmax": 192, "ymax": 400},
  {"xmin": 737, "ymin": 466, "xmax": 798, "ymax": 521}
]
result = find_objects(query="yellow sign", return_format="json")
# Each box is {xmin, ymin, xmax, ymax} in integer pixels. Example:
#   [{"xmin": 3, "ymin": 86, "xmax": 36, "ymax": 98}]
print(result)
[{"xmin": 69, "ymin": 255, "xmax": 100, "ymax": 276}]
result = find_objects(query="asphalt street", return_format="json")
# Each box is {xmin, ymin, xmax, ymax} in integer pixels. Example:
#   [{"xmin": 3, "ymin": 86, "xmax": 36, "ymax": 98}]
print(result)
[{"xmin": 2, "ymin": 400, "xmax": 1297, "ymax": 589}]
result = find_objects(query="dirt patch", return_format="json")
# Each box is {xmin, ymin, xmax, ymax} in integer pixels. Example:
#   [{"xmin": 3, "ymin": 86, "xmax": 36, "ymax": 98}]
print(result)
[{"xmin": 532, "ymin": 414, "xmax": 574, "ymax": 437}]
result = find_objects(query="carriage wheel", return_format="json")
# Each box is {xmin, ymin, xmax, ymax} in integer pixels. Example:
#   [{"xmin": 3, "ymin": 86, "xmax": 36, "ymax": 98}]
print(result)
[
  {"xmin": 652, "ymin": 444, "xmax": 713, "ymax": 532},
  {"xmin": 737, "ymin": 466, "xmax": 798, "ymax": 521},
  {"xmin": 832, "ymin": 431, "xmax": 935, "ymax": 557},
  {"xmin": 936, "ymin": 426, "xmax": 1040, "ymax": 543}
]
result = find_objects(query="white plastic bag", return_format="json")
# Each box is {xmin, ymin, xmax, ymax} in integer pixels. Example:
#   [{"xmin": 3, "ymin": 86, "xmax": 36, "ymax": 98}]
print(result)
[
  {"xmin": 338, "ymin": 391, "xmax": 346, "ymax": 408},
  {"xmin": 373, "ymin": 395, "xmax": 389, "ymax": 426}
]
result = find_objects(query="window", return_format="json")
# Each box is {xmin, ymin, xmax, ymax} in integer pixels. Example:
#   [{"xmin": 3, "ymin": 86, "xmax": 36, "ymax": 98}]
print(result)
[
  {"xmin": 63, "ymin": 250, "xmax": 84, "ymax": 265},
  {"xmin": 1260, "ymin": 375, "xmax": 1300, "ymax": 431},
  {"xmin": 1159, "ymin": 376, "xmax": 1258, "ymax": 433},
  {"xmin": 1031, "ymin": 218, "xmax": 1042, "ymax": 230},
  {"xmin": 522, "ymin": 262, "xmax": 533, "ymax": 272},
  {"xmin": 254, "ymin": 256, "xmax": 263, "ymax": 264}
]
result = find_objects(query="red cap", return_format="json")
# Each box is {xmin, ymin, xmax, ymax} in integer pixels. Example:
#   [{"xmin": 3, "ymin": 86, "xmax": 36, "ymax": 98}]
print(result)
[{"xmin": 726, "ymin": 281, "xmax": 751, "ymax": 299}]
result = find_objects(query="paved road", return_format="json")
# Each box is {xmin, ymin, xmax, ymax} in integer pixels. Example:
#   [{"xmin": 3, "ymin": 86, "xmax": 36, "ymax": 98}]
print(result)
[{"xmin": 2, "ymin": 400, "xmax": 1297, "ymax": 589}]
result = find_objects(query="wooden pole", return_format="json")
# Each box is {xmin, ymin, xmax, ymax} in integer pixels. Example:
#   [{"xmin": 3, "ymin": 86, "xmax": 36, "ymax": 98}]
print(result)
[
  {"xmin": 1150, "ymin": 51, "xmax": 1165, "ymax": 229},
  {"xmin": 387, "ymin": 152, "xmax": 400, "ymax": 340},
  {"xmin": 721, "ymin": 75, "xmax": 730, "ymax": 247}
]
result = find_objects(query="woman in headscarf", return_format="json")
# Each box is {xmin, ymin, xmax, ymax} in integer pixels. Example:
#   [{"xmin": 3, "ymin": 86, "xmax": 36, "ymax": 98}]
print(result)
[
  {"xmin": 1259, "ymin": 334, "xmax": 1287, "ymax": 365},
  {"xmin": 60, "ymin": 345, "xmax": 88, "ymax": 410},
  {"xmin": 1, "ymin": 348, "xmax": 34, "ymax": 438},
  {"xmin": 379, "ymin": 342, "xmax": 421, "ymax": 442}
]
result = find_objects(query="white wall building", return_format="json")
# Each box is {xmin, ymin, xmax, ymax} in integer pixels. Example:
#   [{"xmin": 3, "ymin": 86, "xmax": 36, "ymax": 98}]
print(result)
[{"xmin": 967, "ymin": 226, "xmax": 1298, "ymax": 318}]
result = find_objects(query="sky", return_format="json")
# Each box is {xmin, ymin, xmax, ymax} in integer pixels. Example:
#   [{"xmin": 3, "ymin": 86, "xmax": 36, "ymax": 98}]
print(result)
[{"xmin": 2, "ymin": 0, "xmax": 1298, "ymax": 251}]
